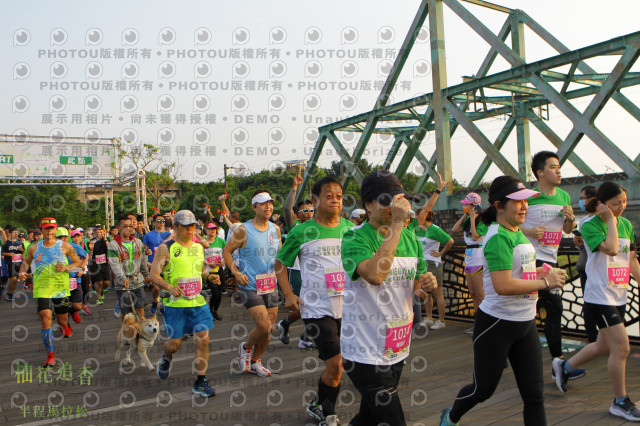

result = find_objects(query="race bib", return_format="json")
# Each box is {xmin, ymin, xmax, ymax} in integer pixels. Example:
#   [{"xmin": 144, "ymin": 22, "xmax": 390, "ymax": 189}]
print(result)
[
  {"xmin": 521, "ymin": 263, "xmax": 538, "ymax": 298},
  {"xmin": 177, "ymin": 276, "xmax": 202, "ymax": 299},
  {"xmin": 608, "ymin": 261, "xmax": 630, "ymax": 288},
  {"xmin": 539, "ymin": 230, "xmax": 562, "ymax": 249},
  {"xmin": 256, "ymin": 273, "xmax": 277, "ymax": 295},
  {"xmin": 383, "ymin": 316, "xmax": 414, "ymax": 361},
  {"xmin": 69, "ymin": 277, "xmax": 78, "ymax": 290},
  {"xmin": 324, "ymin": 266, "xmax": 345, "ymax": 297},
  {"xmin": 206, "ymin": 248, "xmax": 223, "ymax": 264},
  {"xmin": 12, "ymin": 254, "xmax": 22, "ymax": 263},
  {"xmin": 95, "ymin": 254, "xmax": 106, "ymax": 264},
  {"xmin": 464, "ymin": 248, "xmax": 474, "ymax": 257}
]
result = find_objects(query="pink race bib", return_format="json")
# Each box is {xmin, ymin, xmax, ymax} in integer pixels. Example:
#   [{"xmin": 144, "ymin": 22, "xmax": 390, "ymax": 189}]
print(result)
[
  {"xmin": 522, "ymin": 264, "xmax": 538, "ymax": 298},
  {"xmin": 539, "ymin": 231, "xmax": 561, "ymax": 248},
  {"xmin": 12, "ymin": 254, "xmax": 22, "ymax": 262},
  {"xmin": 256, "ymin": 273, "xmax": 276, "ymax": 295},
  {"xmin": 608, "ymin": 262, "xmax": 630, "ymax": 288},
  {"xmin": 324, "ymin": 267, "xmax": 345, "ymax": 297},
  {"xmin": 177, "ymin": 277, "xmax": 202, "ymax": 299},
  {"xmin": 69, "ymin": 277, "xmax": 78, "ymax": 290},
  {"xmin": 383, "ymin": 317, "xmax": 413, "ymax": 361},
  {"xmin": 95, "ymin": 254, "xmax": 106, "ymax": 264}
]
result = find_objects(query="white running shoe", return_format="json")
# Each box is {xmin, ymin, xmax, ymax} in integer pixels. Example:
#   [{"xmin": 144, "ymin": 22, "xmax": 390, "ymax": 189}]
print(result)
[
  {"xmin": 430, "ymin": 320, "xmax": 446, "ymax": 330},
  {"xmin": 238, "ymin": 342, "xmax": 252, "ymax": 373},
  {"xmin": 298, "ymin": 338, "xmax": 317, "ymax": 350},
  {"xmin": 420, "ymin": 318, "xmax": 435, "ymax": 327},
  {"xmin": 250, "ymin": 359, "xmax": 271, "ymax": 377}
]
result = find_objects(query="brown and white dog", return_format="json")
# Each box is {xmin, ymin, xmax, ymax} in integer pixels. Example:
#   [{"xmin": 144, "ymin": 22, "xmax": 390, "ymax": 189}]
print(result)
[{"xmin": 115, "ymin": 313, "xmax": 159, "ymax": 370}]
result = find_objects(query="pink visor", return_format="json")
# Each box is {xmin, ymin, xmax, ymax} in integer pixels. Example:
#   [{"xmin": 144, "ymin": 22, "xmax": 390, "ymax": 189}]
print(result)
[{"xmin": 505, "ymin": 183, "xmax": 540, "ymax": 200}]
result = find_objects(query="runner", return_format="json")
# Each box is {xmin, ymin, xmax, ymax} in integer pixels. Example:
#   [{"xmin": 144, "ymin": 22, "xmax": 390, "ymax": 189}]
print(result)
[
  {"xmin": 349, "ymin": 209, "xmax": 366, "ymax": 226},
  {"xmin": 18, "ymin": 217, "xmax": 83, "ymax": 367},
  {"xmin": 520, "ymin": 151, "xmax": 584, "ymax": 378},
  {"xmin": 412, "ymin": 209, "xmax": 454, "ymax": 330},
  {"xmin": 552, "ymin": 181, "xmax": 640, "ymax": 421},
  {"xmin": 203, "ymin": 221, "xmax": 225, "ymax": 321},
  {"xmin": 2, "ymin": 226, "xmax": 24, "ymax": 301},
  {"xmin": 143, "ymin": 214, "xmax": 172, "ymax": 314},
  {"xmin": 275, "ymin": 175, "xmax": 353, "ymax": 425},
  {"xmin": 340, "ymin": 170, "xmax": 437, "ymax": 426},
  {"xmin": 279, "ymin": 170, "xmax": 317, "ymax": 350},
  {"xmin": 440, "ymin": 176, "xmax": 566, "ymax": 426},
  {"xmin": 452, "ymin": 192, "xmax": 488, "ymax": 334},
  {"xmin": 59, "ymin": 229, "xmax": 88, "ymax": 324},
  {"xmin": 152, "ymin": 210, "xmax": 216, "ymax": 397},
  {"xmin": 89, "ymin": 225, "xmax": 110, "ymax": 307},
  {"xmin": 223, "ymin": 189, "xmax": 281, "ymax": 377},
  {"xmin": 107, "ymin": 215, "xmax": 150, "ymax": 322}
]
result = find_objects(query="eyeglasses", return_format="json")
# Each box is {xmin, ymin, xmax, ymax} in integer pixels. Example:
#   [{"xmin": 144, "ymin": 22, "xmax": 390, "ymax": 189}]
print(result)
[
  {"xmin": 156, "ymin": 220, "xmax": 165, "ymax": 223},
  {"xmin": 298, "ymin": 209, "xmax": 315, "ymax": 213}
]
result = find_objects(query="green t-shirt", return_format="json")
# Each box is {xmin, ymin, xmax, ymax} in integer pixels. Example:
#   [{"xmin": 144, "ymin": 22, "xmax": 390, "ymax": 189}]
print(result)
[
  {"xmin": 582, "ymin": 215, "xmax": 636, "ymax": 305},
  {"xmin": 409, "ymin": 219, "xmax": 451, "ymax": 264},
  {"xmin": 523, "ymin": 187, "xmax": 571, "ymax": 262},
  {"xmin": 481, "ymin": 222, "xmax": 538, "ymax": 321},
  {"xmin": 163, "ymin": 241, "xmax": 206, "ymax": 308},
  {"xmin": 462, "ymin": 216, "xmax": 488, "ymax": 236},
  {"xmin": 122, "ymin": 241, "xmax": 134, "ymax": 271},
  {"xmin": 342, "ymin": 221, "xmax": 427, "ymax": 282},
  {"xmin": 204, "ymin": 237, "xmax": 226, "ymax": 273}
]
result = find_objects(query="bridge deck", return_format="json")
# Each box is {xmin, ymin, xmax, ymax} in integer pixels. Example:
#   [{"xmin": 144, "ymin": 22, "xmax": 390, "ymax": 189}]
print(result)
[{"xmin": 1, "ymin": 291, "xmax": 639, "ymax": 425}]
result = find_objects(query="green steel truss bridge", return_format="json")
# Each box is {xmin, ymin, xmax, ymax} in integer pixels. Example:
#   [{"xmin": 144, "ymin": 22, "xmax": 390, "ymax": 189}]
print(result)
[{"xmin": 300, "ymin": 0, "xmax": 640, "ymax": 199}]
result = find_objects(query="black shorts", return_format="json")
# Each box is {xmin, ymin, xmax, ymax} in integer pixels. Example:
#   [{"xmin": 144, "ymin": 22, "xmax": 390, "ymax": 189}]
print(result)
[
  {"xmin": 303, "ymin": 316, "xmax": 341, "ymax": 361},
  {"xmin": 584, "ymin": 303, "xmax": 626, "ymax": 329},
  {"xmin": 36, "ymin": 297, "xmax": 70, "ymax": 315},
  {"xmin": 6, "ymin": 262, "xmax": 22, "ymax": 278},
  {"xmin": 69, "ymin": 287, "xmax": 83, "ymax": 304},
  {"xmin": 90, "ymin": 264, "xmax": 110, "ymax": 283},
  {"xmin": 241, "ymin": 289, "xmax": 279, "ymax": 310},
  {"xmin": 116, "ymin": 287, "xmax": 146, "ymax": 316}
]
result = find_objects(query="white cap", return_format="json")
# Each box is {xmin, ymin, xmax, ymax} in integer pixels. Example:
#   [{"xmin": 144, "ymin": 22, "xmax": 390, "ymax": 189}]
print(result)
[
  {"xmin": 251, "ymin": 192, "xmax": 274, "ymax": 205},
  {"xmin": 351, "ymin": 208, "xmax": 366, "ymax": 218}
]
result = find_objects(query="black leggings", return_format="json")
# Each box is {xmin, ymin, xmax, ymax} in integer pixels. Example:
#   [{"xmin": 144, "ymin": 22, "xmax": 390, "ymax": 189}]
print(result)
[
  {"xmin": 207, "ymin": 270, "xmax": 223, "ymax": 313},
  {"xmin": 449, "ymin": 309, "xmax": 546, "ymax": 425},
  {"xmin": 536, "ymin": 260, "xmax": 563, "ymax": 358}
]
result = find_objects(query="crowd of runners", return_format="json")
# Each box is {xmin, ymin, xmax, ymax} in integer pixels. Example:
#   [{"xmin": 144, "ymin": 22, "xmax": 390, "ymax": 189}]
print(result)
[{"xmin": 2, "ymin": 150, "xmax": 640, "ymax": 425}]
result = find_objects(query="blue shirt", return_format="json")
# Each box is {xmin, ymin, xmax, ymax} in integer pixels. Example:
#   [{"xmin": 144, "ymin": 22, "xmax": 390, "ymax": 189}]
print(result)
[
  {"xmin": 67, "ymin": 242, "xmax": 87, "ymax": 279},
  {"xmin": 238, "ymin": 220, "xmax": 279, "ymax": 291},
  {"xmin": 143, "ymin": 230, "xmax": 171, "ymax": 263}
]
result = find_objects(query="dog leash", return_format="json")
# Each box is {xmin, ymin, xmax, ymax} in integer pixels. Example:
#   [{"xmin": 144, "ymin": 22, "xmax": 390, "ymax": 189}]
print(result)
[{"xmin": 126, "ymin": 289, "xmax": 144, "ymax": 324}]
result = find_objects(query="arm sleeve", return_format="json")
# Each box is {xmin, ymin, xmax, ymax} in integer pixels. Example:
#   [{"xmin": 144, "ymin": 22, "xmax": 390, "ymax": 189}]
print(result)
[{"xmin": 484, "ymin": 234, "xmax": 514, "ymax": 272}]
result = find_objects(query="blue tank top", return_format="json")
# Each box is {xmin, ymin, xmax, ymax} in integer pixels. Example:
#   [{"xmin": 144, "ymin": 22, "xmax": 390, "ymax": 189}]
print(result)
[
  {"xmin": 33, "ymin": 240, "xmax": 69, "ymax": 298},
  {"xmin": 238, "ymin": 220, "xmax": 279, "ymax": 291}
]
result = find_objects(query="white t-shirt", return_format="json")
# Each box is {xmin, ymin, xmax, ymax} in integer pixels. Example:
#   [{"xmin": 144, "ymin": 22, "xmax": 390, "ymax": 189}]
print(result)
[
  {"xmin": 480, "ymin": 223, "xmax": 538, "ymax": 321},
  {"xmin": 523, "ymin": 188, "xmax": 571, "ymax": 263}
]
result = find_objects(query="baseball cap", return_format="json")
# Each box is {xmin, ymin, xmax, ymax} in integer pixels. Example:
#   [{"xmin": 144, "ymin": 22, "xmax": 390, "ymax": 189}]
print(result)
[
  {"xmin": 18, "ymin": 233, "xmax": 25, "ymax": 238},
  {"xmin": 351, "ymin": 208, "xmax": 366, "ymax": 218},
  {"xmin": 360, "ymin": 170, "xmax": 419, "ymax": 206},
  {"xmin": 70, "ymin": 230, "xmax": 81, "ymax": 237},
  {"xmin": 55, "ymin": 227, "xmax": 69, "ymax": 237},
  {"xmin": 40, "ymin": 217, "xmax": 58, "ymax": 229},
  {"xmin": 489, "ymin": 177, "xmax": 540, "ymax": 202},
  {"xmin": 461, "ymin": 192, "xmax": 482, "ymax": 206},
  {"xmin": 173, "ymin": 210, "xmax": 197, "ymax": 226},
  {"xmin": 94, "ymin": 224, "xmax": 103, "ymax": 230},
  {"xmin": 206, "ymin": 222, "xmax": 219, "ymax": 229},
  {"xmin": 251, "ymin": 192, "xmax": 274, "ymax": 205},
  {"xmin": 77, "ymin": 228, "xmax": 84, "ymax": 232}
]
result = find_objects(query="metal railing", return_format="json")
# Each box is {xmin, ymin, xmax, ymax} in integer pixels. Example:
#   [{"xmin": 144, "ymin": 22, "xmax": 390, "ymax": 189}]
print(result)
[{"xmin": 441, "ymin": 239, "xmax": 640, "ymax": 343}]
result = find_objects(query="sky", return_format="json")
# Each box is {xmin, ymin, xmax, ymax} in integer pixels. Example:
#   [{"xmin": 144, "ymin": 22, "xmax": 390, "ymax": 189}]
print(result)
[{"xmin": 1, "ymin": 0, "xmax": 639, "ymax": 185}]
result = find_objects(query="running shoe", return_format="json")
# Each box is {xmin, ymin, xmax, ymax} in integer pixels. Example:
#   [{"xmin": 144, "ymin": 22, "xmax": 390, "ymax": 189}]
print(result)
[
  {"xmin": 3, "ymin": 294, "xmax": 13, "ymax": 301},
  {"xmin": 157, "ymin": 353, "xmax": 172, "ymax": 380},
  {"xmin": 81, "ymin": 305, "xmax": 92, "ymax": 315},
  {"xmin": 113, "ymin": 302, "xmax": 121, "ymax": 319},
  {"xmin": 430, "ymin": 320, "xmax": 446, "ymax": 330},
  {"xmin": 250, "ymin": 360, "xmax": 271, "ymax": 377},
  {"xmin": 61, "ymin": 324, "xmax": 72, "ymax": 338},
  {"xmin": 43, "ymin": 352, "xmax": 55, "ymax": 368},
  {"xmin": 610, "ymin": 396, "xmax": 640, "ymax": 421},
  {"xmin": 307, "ymin": 402, "xmax": 325, "ymax": 422},
  {"xmin": 238, "ymin": 342, "xmax": 252, "ymax": 373},
  {"xmin": 150, "ymin": 302, "xmax": 157, "ymax": 314},
  {"xmin": 464, "ymin": 327, "xmax": 474, "ymax": 335},
  {"xmin": 278, "ymin": 319, "xmax": 290, "ymax": 344},
  {"xmin": 71, "ymin": 311, "xmax": 82, "ymax": 324},
  {"xmin": 440, "ymin": 408, "xmax": 458, "ymax": 426},
  {"xmin": 212, "ymin": 311, "xmax": 223, "ymax": 321},
  {"xmin": 298, "ymin": 338, "xmax": 317, "ymax": 350},
  {"xmin": 192, "ymin": 378, "xmax": 216, "ymax": 397},
  {"xmin": 552, "ymin": 358, "xmax": 569, "ymax": 393},
  {"xmin": 420, "ymin": 317, "xmax": 434, "ymax": 327},
  {"xmin": 319, "ymin": 414, "xmax": 340, "ymax": 426},
  {"xmin": 551, "ymin": 363, "xmax": 586, "ymax": 381}
]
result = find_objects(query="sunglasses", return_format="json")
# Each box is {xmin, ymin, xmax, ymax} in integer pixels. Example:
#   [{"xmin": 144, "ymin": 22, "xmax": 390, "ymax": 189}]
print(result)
[
  {"xmin": 298, "ymin": 208, "xmax": 315, "ymax": 213},
  {"xmin": 156, "ymin": 220, "xmax": 165, "ymax": 223},
  {"xmin": 40, "ymin": 219, "xmax": 57, "ymax": 225}
]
